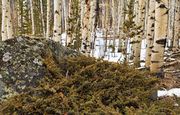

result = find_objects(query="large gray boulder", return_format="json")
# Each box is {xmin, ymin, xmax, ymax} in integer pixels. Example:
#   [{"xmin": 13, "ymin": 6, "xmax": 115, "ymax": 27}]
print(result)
[{"xmin": 0, "ymin": 37, "xmax": 78, "ymax": 99}]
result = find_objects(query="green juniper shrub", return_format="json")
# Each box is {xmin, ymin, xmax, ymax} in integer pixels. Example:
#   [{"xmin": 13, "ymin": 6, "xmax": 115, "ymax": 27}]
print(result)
[{"xmin": 0, "ymin": 56, "xmax": 179, "ymax": 114}]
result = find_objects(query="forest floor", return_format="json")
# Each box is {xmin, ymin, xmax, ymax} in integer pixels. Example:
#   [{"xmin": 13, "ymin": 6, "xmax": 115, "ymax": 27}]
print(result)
[{"xmin": 161, "ymin": 49, "xmax": 180, "ymax": 88}]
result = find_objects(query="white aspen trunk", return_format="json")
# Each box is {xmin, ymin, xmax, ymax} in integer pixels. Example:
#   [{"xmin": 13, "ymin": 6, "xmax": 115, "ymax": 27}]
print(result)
[
  {"xmin": 53, "ymin": 0, "xmax": 62, "ymax": 42},
  {"xmin": 46, "ymin": 0, "xmax": 51, "ymax": 39},
  {"xmin": 81, "ymin": 0, "xmax": 91, "ymax": 56},
  {"xmin": 133, "ymin": 0, "xmax": 145, "ymax": 67},
  {"xmin": 29, "ymin": 0, "xmax": 35, "ymax": 35},
  {"xmin": 67, "ymin": 0, "xmax": 72, "ymax": 45},
  {"xmin": 131, "ymin": 0, "xmax": 139, "ymax": 59},
  {"xmin": 105, "ymin": 0, "xmax": 110, "ymax": 52},
  {"xmin": 112, "ymin": 0, "xmax": 116, "ymax": 55},
  {"xmin": 144, "ymin": 0, "xmax": 150, "ymax": 38},
  {"xmin": 40, "ymin": 0, "xmax": 45, "ymax": 37},
  {"xmin": 117, "ymin": 0, "xmax": 125, "ymax": 51},
  {"xmin": 6, "ymin": 0, "xmax": 14, "ymax": 39},
  {"xmin": 150, "ymin": 0, "xmax": 168, "ymax": 73},
  {"xmin": 80, "ymin": 0, "xmax": 85, "ymax": 28},
  {"xmin": 168, "ymin": 0, "xmax": 175, "ymax": 47},
  {"xmin": 101, "ymin": 0, "xmax": 106, "ymax": 29},
  {"xmin": 90, "ymin": 0, "xmax": 98, "ymax": 56},
  {"xmin": 145, "ymin": 0, "xmax": 155, "ymax": 68},
  {"xmin": 117, "ymin": 0, "xmax": 125, "ymax": 35},
  {"xmin": 104, "ymin": 0, "xmax": 110, "ymax": 54},
  {"xmin": 1, "ymin": 0, "xmax": 8, "ymax": 41},
  {"xmin": 173, "ymin": 0, "xmax": 180, "ymax": 49},
  {"xmin": 63, "ymin": 0, "xmax": 69, "ymax": 45}
]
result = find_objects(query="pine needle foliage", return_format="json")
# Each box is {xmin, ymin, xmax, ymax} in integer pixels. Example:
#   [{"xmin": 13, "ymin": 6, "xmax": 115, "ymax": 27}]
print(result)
[{"xmin": 0, "ymin": 56, "xmax": 179, "ymax": 114}]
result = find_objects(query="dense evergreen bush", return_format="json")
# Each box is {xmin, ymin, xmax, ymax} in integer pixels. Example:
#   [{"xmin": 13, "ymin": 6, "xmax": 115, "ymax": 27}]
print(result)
[{"xmin": 0, "ymin": 55, "xmax": 179, "ymax": 114}]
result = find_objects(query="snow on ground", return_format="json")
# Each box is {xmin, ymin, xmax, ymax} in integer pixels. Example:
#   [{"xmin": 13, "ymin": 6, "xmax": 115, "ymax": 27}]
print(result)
[
  {"xmin": 61, "ymin": 33, "xmax": 67, "ymax": 46},
  {"xmin": 158, "ymin": 88, "xmax": 180, "ymax": 97},
  {"xmin": 61, "ymin": 31, "xmax": 147, "ymax": 65}
]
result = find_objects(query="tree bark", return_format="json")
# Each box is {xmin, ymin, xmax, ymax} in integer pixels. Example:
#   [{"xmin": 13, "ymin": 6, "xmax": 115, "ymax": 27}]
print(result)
[
  {"xmin": 30, "ymin": 0, "xmax": 35, "ymax": 35},
  {"xmin": 133, "ymin": 0, "xmax": 145, "ymax": 67},
  {"xmin": 46, "ymin": 0, "xmax": 51, "ymax": 39},
  {"xmin": 145, "ymin": 0, "xmax": 155, "ymax": 68},
  {"xmin": 81, "ymin": 0, "xmax": 91, "ymax": 56},
  {"xmin": 53, "ymin": 0, "xmax": 62, "ymax": 42},
  {"xmin": 1, "ymin": 0, "xmax": 8, "ymax": 41},
  {"xmin": 6, "ymin": 0, "xmax": 14, "ymax": 38},
  {"xmin": 173, "ymin": 0, "xmax": 180, "ymax": 49},
  {"xmin": 150, "ymin": 0, "xmax": 168, "ymax": 72},
  {"xmin": 40, "ymin": 0, "xmax": 45, "ymax": 37}
]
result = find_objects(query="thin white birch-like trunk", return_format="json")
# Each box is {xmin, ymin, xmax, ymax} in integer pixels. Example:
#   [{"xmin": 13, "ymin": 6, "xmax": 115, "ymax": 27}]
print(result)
[
  {"xmin": 1, "ymin": 0, "xmax": 8, "ymax": 41},
  {"xmin": 30, "ymin": 0, "xmax": 35, "ymax": 35},
  {"xmin": 46, "ymin": 0, "xmax": 51, "ymax": 39},
  {"xmin": 40, "ymin": 0, "xmax": 45, "ymax": 37},
  {"xmin": 173, "ymin": 0, "xmax": 180, "ymax": 49},
  {"xmin": 117, "ymin": 0, "xmax": 125, "ymax": 37},
  {"xmin": 167, "ymin": 0, "xmax": 175, "ymax": 47},
  {"xmin": 104, "ymin": 0, "xmax": 109, "ymax": 54},
  {"xmin": 63, "ymin": 0, "xmax": 69, "ymax": 45},
  {"xmin": 145, "ymin": 0, "xmax": 155, "ymax": 68},
  {"xmin": 90, "ymin": 0, "xmax": 99, "ymax": 56},
  {"xmin": 80, "ymin": 0, "xmax": 85, "ymax": 28},
  {"xmin": 6, "ymin": 0, "xmax": 14, "ymax": 39},
  {"xmin": 133, "ymin": 0, "xmax": 145, "ymax": 67},
  {"xmin": 119, "ymin": 0, "xmax": 126, "ymax": 52},
  {"xmin": 67, "ymin": 0, "xmax": 73, "ymax": 45},
  {"xmin": 150, "ymin": 0, "xmax": 168, "ymax": 72},
  {"xmin": 81, "ymin": 0, "xmax": 91, "ymax": 55},
  {"xmin": 131, "ymin": 0, "xmax": 139, "ymax": 59},
  {"xmin": 53, "ymin": 0, "xmax": 62, "ymax": 42},
  {"xmin": 112, "ymin": 0, "xmax": 116, "ymax": 55}
]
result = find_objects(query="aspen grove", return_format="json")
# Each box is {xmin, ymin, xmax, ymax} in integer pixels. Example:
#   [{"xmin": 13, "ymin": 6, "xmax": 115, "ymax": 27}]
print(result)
[{"xmin": 0, "ymin": 0, "xmax": 180, "ymax": 114}]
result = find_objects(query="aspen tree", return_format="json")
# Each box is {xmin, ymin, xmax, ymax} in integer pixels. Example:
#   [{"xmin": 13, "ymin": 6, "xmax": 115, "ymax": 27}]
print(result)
[
  {"xmin": 40, "ymin": 0, "xmax": 45, "ymax": 37},
  {"xmin": 131, "ymin": 0, "xmax": 138, "ymax": 55},
  {"xmin": 1, "ymin": 0, "xmax": 14, "ymax": 41},
  {"xmin": 6, "ymin": 0, "xmax": 14, "ymax": 39},
  {"xmin": 53, "ymin": 0, "xmax": 62, "ymax": 42},
  {"xmin": 173, "ymin": 0, "xmax": 180, "ymax": 49},
  {"xmin": 117, "ymin": 0, "xmax": 125, "ymax": 45},
  {"xmin": 1, "ymin": 0, "xmax": 8, "ymax": 41},
  {"xmin": 133, "ymin": 0, "xmax": 145, "ymax": 67},
  {"xmin": 101, "ymin": 0, "xmax": 106, "ymax": 29},
  {"xmin": 112, "ymin": 0, "xmax": 117, "ymax": 55},
  {"xmin": 145, "ymin": 0, "xmax": 155, "ymax": 68},
  {"xmin": 67, "ymin": 0, "xmax": 73, "ymax": 45},
  {"xmin": 90, "ymin": 0, "xmax": 99, "ymax": 56},
  {"xmin": 46, "ymin": 0, "xmax": 51, "ymax": 39},
  {"xmin": 81, "ymin": 0, "xmax": 91, "ymax": 55},
  {"xmin": 12, "ymin": 0, "xmax": 18, "ymax": 36},
  {"xmin": 150, "ymin": 0, "xmax": 168, "ymax": 72},
  {"xmin": 30, "ymin": 0, "xmax": 35, "ymax": 35},
  {"xmin": 63, "ymin": 0, "xmax": 69, "ymax": 45},
  {"xmin": 167, "ymin": 0, "xmax": 175, "ymax": 48},
  {"xmin": 80, "ymin": 0, "xmax": 85, "ymax": 28},
  {"xmin": 104, "ymin": 0, "xmax": 110, "ymax": 54}
]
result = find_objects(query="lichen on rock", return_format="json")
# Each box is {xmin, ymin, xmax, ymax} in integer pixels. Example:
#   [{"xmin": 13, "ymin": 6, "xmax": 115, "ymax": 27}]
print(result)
[{"xmin": 0, "ymin": 36, "xmax": 78, "ymax": 99}]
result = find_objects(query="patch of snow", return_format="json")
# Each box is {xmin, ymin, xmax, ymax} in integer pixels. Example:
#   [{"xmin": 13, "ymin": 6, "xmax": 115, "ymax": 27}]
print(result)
[
  {"xmin": 158, "ymin": 88, "xmax": 180, "ymax": 97},
  {"xmin": 61, "ymin": 33, "xmax": 67, "ymax": 46},
  {"xmin": 60, "ymin": 31, "xmax": 150, "ymax": 67}
]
